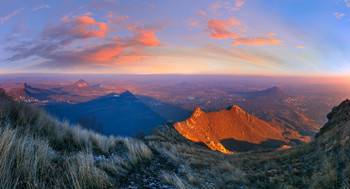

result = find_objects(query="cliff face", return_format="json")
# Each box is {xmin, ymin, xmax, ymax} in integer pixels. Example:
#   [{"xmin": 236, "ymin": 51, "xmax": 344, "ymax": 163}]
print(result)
[
  {"xmin": 174, "ymin": 105, "xmax": 287, "ymax": 153},
  {"xmin": 316, "ymin": 99, "xmax": 350, "ymax": 138}
]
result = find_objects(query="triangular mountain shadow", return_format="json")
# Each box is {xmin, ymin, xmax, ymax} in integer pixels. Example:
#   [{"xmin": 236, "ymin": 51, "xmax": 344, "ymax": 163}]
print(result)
[{"xmin": 44, "ymin": 91, "xmax": 185, "ymax": 136}]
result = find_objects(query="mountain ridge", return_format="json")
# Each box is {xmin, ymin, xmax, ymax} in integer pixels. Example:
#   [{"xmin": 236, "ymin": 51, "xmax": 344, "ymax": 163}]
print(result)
[{"xmin": 174, "ymin": 105, "xmax": 289, "ymax": 153}]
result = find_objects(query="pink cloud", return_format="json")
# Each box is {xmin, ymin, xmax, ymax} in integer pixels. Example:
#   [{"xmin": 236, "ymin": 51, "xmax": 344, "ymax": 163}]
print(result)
[
  {"xmin": 133, "ymin": 29, "xmax": 159, "ymax": 47},
  {"xmin": 207, "ymin": 18, "xmax": 241, "ymax": 39},
  {"xmin": 268, "ymin": 32, "xmax": 276, "ymax": 36},
  {"xmin": 32, "ymin": 5, "xmax": 50, "ymax": 11},
  {"xmin": 234, "ymin": 37, "xmax": 284, "ymax": 46},
  {"xmin": 83, "ymin": 44, "xmax": 122, "ymax": 62},
  {"xmin": 296, "ymin": 46, "xmax": 305, "ymax": 49},
  {"xmin": 235, "ymin": 0, "xmax": 245, "ymax": 8},
  {"xmin": 0, "ymin": 8, "xmax": 24, "ymax": 24},
  {"xmin": 64, "ymin": 26, "xmax": 160, "ymax": 63},
  {"xmin": 81, "ymin": 12, "xmax": 93, "ymax": 16},
  {"xmin": 7, "ymin": 12, "xmax": 167, "ymax": 66},
  {"xmin": 44, "ymin": 15, "xmax": 108, "ymax": 45}
]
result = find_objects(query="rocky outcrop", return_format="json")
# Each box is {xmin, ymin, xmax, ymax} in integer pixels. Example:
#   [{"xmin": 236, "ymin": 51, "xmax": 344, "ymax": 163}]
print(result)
[
  {"xmin": 316, "ymin": 99, "xmax": 350, "ymax": 138},
  {"xmin": 174, "ymin": 105, "xmax": 287, "ymax": 153}
]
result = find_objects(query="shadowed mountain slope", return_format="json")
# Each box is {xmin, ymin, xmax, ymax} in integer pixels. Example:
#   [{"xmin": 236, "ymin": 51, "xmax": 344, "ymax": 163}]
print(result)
[
  {"xmin": 135, "ymin": 94, "xmax": 191, "ymax": 123},
  {"xmin": 44, "ymin": 91, "xmax": 166, "ymax": 136}
]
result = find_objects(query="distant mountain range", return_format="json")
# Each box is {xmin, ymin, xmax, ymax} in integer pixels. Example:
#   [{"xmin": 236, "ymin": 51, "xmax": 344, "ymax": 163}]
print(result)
[
  {"xmin": 9, "ymin": 82, "xmax": 320, "ymax": 143},
  {"xmin": 10, "ymin": 79, "xmax": 108, "ymax": 104}
]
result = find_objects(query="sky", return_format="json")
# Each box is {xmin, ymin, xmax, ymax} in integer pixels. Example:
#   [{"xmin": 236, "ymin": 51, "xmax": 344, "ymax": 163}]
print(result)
[{"xmin": 0, "ymin": 0, "xmax": 350, "ymax": 75}]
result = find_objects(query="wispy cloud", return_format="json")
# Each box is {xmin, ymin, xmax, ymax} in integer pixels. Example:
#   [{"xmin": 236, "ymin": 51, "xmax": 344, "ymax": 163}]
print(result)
[
  {"xmin": 296, "ymin": 46, "xmax": 305, "ymax": 49},
  {"xmin": 204, "ymin": 18, "xmax": 282, "ymax": 47},
  {"xmin": 334, "ymin": 12, "xmax": 345, "ymax": 19},
  {"xmin": 187, "ymin": 11, "xmax": 208, "ymax": 27},
  {"xmin": 32, "ymin": 5, "xmax": 50, "ymax": 11},
  {"xmin": 234, "ymin": 37, "xmax": 284, "ymax": 46},
  {"xmin": 0, "ymin": 8, "xmax": 24, "ymax": 24},
  {"xmin": 209, "ymin": 0, "xmax": 245, "ymax": 14}
]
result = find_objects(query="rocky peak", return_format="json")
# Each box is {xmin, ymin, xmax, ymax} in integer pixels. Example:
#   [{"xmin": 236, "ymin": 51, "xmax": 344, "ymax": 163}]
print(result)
[
  {"xmin": 191, "ymin": 107, "xmax": 204, "ymax": 118},
  {"xmin": 74, "ymin": 79, "xmax": 89, "ymax": 88},
  {"xmin": 120, "ymin": 90, "xmax": 135, "ymax": 97},
  {"xmin": 21, "ymin": 83, "xmax": 31, "ymax": 89},
  {"xmin": 327, "ymin": 99, "xmax": 350, "ymax": 120},
  {"xmin": 226, "ymin": 105, "xmax": 243, "ymax": 111}
]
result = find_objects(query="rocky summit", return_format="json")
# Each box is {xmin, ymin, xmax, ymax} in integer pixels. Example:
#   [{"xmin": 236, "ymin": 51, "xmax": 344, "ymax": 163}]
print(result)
[
  {"xmin": 74, "ymin": 79, "xmax": 89, "ymax": 88},
  {"xmin": 174, "ymin": 105, "xmax": 287, "ymax": 153}
]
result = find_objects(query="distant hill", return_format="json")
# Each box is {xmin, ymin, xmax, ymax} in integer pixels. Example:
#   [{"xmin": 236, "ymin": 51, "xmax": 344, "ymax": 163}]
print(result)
[
  {"xmin": 235, "ymin": 86, "xmax": 320, "ymax": 142},
  {"xmin": 11, "ymin": 83, "xmax": 57, "ymax": 100},
  {"xmin": 59, "ymin": 79, "xmax": 104, "ymax": 96},
  {"xmin": 244, "ymin": 86, "xmax": 289, "ymax": 100},
  {"xmin": 174, "ymin": 105, "xmax": 290, "ymax": 153},
  {"xmin": 44, "ymin": 91, "xmax": 167, "ymax": 136}
]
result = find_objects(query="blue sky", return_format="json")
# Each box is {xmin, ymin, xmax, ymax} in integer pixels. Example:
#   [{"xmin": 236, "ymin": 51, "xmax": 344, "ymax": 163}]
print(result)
[{"xmin": 0, "ymin": 0, "xmax": 350, "ymax": 75}]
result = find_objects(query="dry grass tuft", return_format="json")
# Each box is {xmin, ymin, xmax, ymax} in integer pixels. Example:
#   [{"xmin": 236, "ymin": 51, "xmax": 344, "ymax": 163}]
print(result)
[
  {"xmin": 68, "ymin": 152, "xmax": 112, "ymax": 189},
  {"xmin": 123, "ymin": 137, "xmax": 153, "ymax": 163},
  {"xmin": 161, "ymin": 171, "xmax": 191, "ymax": 189}
]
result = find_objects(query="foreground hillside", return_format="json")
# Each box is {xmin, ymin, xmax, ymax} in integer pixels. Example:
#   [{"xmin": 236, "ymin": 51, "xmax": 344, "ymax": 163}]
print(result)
[{"xmin": 0, "ymin": 88, "xmax": 349, "ymax": 188}]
